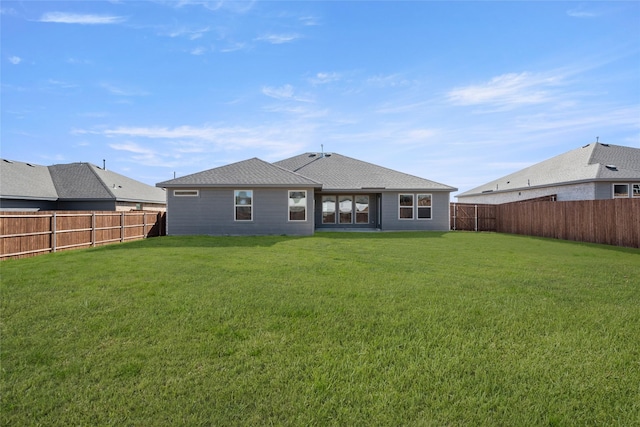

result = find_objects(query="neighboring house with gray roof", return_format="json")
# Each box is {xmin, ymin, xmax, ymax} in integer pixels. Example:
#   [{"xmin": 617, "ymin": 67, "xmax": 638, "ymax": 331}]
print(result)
[
  {"xmin": 157, "ymin": 153, "xmax": 457, "ymax": 236},
  {"xmin": 1, "ymin": 159, "xmax": 166, "ymax": 211},
  {"xmin": 456, "ymin": 142, "xmax": 640, "ymax": 204}
]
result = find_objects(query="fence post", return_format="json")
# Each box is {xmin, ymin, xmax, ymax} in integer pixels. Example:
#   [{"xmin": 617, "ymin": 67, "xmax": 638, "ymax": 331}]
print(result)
[
  {"xmin": 51, "ymin": 212, "xmax": 57, "ymax": 253},
  {"xmin": 121, "ymin": 212, "xmax": 125, "ymax": 242},
  {"xmin": 474, "ymin": 204, "xmax": 478, "ymax": 232},
  {"xmin": 453, "ymin": 203, "xmax": 457, "ymax": 230},
  {"xmin": 143, "ymin": 212, "xmax": 147, "ymax": 238},
  {"xmin": 92, "ymin": 212, "xmax": 96, "ymax": 247}
]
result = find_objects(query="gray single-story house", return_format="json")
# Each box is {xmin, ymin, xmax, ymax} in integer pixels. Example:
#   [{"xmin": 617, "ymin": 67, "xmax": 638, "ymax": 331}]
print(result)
[
  {"xmin": 456, "ymin": 142, "xmax": 640, "ymax": 204},
  {"xmin": 156, "ymin": 153, "xmax": 457, "ymax": 236},
  {"xmin": 0, "ymin": 159, "xmax": 166, "ymax": 211}
]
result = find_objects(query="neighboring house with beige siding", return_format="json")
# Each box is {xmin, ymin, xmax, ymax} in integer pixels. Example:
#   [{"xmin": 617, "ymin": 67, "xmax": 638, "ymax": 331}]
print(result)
[
  {"xmin": 157, "ymin": 153, "xmax": 457, "ymax": 236},
  {"xmin": 456, "ymin": 142, "xmax": 640, "ymax": 204},
  {"xmin": 0, "ymin": 159, "xmax": 166, "ymax": 211}
]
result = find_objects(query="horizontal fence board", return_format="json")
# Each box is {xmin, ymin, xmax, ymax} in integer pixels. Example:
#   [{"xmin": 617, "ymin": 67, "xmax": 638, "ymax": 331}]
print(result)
[{"xmin": 1, "ymin": 211, "xmax": 166, "ymax": 259}]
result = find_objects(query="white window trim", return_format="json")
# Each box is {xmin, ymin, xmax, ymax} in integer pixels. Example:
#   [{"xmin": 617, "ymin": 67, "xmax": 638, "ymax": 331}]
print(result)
[
  {"xmin": 288, "ymin": 190, "xmax": 307, "ymax": 222},
  {"xmin": 613, "ymin": 184, "xmax": 630, "ymax": 199},
  {"xmin": 416, "ymin": 193, "xmax": 432, "ymax": 221},
  {"xmin": 174, "ymin": 189, "xmax": 199, "ymax": 197},
  {"xmin": 234, "ymin": 189, "xmax": 253, "ymax": 221},
  {"xmin": 398, "ymin": 194, "xmax": 414, "ymax": 220}
]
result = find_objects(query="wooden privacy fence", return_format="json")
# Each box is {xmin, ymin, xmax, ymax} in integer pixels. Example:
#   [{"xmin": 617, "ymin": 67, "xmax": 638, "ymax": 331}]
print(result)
[
  {"xmin": 451, "ymin": 199, "xmax": 640, "ymax": 248},
  {"xmin": 0, "ymin": 211, "xmax": 166, "ymax": 260},
  {"xmin": 450, "ymin": 203, "xmax": 497, "ymax": 232}
]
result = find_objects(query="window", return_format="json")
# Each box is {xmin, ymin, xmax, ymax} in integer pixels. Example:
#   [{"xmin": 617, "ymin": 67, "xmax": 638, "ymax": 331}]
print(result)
[
  {"xmin": 417, "ymin": 194, "xmax": 432, "ymax": 220},
  {"xmin": 234, "ymin": 190, "xmax": 252, "ymax": 221},
  {"xmin": 322, "ymin": 195, "xmax": 336, "ymax": 224},
  {"xmin": 355, "ymin": 195, "xmax": 369, "ymax": 224},
  {"xmin": 399, "ymin": 194, "xmax": 414, "ymax": 219},
  {"xmin": 633, "ymin": 184, "xmax": 640, "ymax": 198},
  {"xmin": 288, "ymin": 191, "xmax": 307, "ymax": 221},
  {"xmin": 174, "ymin": 190, "xmax": 199, "ymax": 197},
  {"xmin": 339, "ymin": 196, "xmax": 353, "ymax": 223},
  {"xmin": 613, "ymin": 184, "xmax": 629, "ymax": 198}
]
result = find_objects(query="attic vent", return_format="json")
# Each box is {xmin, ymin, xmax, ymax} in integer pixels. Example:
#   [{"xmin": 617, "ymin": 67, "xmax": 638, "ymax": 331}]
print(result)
[
  {"xmin": 324, "ymin": 153, "xmax": 332, "ymax": 157},
  {"xmin": 3, "ymin": 159, "xmax": 13, "ymax": 164},
  {"xmin": 605, "ymin": 164, "xmax": 618, "ymax": 171},
  {"xmin": 600, "ymin": 143, "xmax": 610, "ymax": 147},
  {"xmin": 482, "ymin": 190, "xmax": 494, "ymax": 193},
  {"xmin": 582, "ymin": 144, "xmax": 590, "ymax": 148},
  {"xmin": 309, "ymin": 154, "xmax": 316, "ymax": 158},
  {"xmin": 26, "ymin": 163, "xmax": 35, "ymax": 167}
]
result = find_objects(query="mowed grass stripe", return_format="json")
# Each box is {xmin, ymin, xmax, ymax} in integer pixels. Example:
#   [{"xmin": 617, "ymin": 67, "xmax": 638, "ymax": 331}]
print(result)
[{"xmin": 1, "ymin": 232, "xmax": 638, "ymax": 426}]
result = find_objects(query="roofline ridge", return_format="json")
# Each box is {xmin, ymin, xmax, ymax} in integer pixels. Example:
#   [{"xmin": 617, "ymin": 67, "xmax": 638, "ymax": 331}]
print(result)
[
  {"xmin": 85, "ymin": 162, "xmax": 117, "ymax": 199},
  {"xmin": 268, "ymin": 159, "xmax": 323, "ymax": 184}
]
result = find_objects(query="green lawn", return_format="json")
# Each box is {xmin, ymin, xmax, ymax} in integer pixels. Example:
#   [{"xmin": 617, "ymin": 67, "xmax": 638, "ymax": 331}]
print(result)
[{"xmin": 1, "ymin": 232, "xmax": 639, "ymax": 426}]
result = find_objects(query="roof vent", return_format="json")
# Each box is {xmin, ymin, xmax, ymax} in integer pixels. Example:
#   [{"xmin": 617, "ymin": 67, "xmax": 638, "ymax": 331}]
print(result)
[
  {"xmin": 325, "ymin": 153, "xmax": 332, "ymax": 157},
  {"xmin": 309, "ymin": 154, "xmax": 316, "ymax": 158},
  {"xmin": 3, "ymin": 159, "xmax": 13, "ymax": 164},
  {"xmin": 601, "ymin": 143, "xmax": 610, "ymax": 147},
  {"xmin": 605, "ymin": 164, "xmax": 618, "ymax": 171}
]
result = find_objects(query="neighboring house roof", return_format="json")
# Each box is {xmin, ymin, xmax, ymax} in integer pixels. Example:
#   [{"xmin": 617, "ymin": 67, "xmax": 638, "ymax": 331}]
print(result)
[
  {"xmin": 457, "ymin": 143, "xmax": 640, "ymax": 197},
  {"xmin": 49, "ymin": 163, "xmax": 166, "ymax": 203},
  {"xmin": 156, "ymin": 157, "xmax": 322, "ymax": 188},
  {"xmin": 274, "ymin": 153, "xmax": 457, "ymax": 191},
  {"xmin": 0, "ymin": 159, "xmax": 58, "ymax": 201},
  {"xmin": 1, "ymin": 159, "xmax": 166, "ymax": 204}
]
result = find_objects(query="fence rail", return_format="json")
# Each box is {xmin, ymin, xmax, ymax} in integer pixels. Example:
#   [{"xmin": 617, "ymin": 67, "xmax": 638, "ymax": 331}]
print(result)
[
  {"xmin": 451, "ymin": 199, "xmax": 640, "ymax": 248},
  {"xmin": 0, "ymin": 211, "xmax": 166, "ymax": 259}
]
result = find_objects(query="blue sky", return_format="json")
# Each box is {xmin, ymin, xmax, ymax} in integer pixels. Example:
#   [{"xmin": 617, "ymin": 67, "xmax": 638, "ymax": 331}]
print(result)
[{"xmin": 2, "ymin": 1, "xmax": 639, "ymax": 196}]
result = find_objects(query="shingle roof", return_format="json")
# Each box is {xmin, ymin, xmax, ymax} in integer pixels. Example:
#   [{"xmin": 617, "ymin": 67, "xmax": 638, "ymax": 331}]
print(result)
[
  {"xmin": 156, "ymin": 157, "xmax": 322, "ymax": 188},
  {"xmin": 1, "ymin": 160, "xmax": 166, "ymax": 204},
  {"xmin": 457, "ymin": 143, "xmax": 640, "ymax": 197},
  {"xmin": 274, "ymin": 153, "xmax": 457, "ymax": 191},
  {"xmin": 0, "ymin": 159, "xmax": 58, "ymax": 200}
]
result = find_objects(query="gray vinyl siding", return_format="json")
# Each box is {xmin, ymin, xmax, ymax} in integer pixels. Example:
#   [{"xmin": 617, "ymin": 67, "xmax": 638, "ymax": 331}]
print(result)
[
  {"xmin": 380, "ymin": 191, "xmax": 451, "ymax": 231},
  {"xmin": 166, "ymin": 187, "xmax": 315, "ymax": 236}
]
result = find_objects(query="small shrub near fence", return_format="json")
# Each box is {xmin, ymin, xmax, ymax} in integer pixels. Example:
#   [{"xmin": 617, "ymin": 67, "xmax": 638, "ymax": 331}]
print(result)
[
  {"xmin": 451, "ymin": 198, "xmax": 640, "ymax": 248},
  {"xmin": 0, "ymin": 211, "xmax": 166, "ymax": 260}
]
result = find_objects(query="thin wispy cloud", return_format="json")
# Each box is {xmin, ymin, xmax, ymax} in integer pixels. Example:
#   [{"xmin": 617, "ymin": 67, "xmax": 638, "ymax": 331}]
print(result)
[
  {"xmin": 567, "ymin": 7, "xmax": 599, "ymax": 18},
  {"xmin": 109, "ymin": 142, "xmax": 156, "ymax": 155},
  {"xmin": 366, "ymin": 73, "xmax": 412, "ymax": 88},
  {"xmin": 220, "ymin": 41, "xmax": 247, "ymax": 52},
  {"xmin": 310, "ymin": 72, "xmax": 341, "ymax": 85},
  {"xmin": 447, "ymin": 72, "xmax": 562, "ymax": 109},
  {"xmin": 256, "ymin": 33, "xmax": 301, "ymax": 44},
  {"xmin": 38, "ymin": 12, "xmax": 126, "ymax": 25},
  {"xmin": 96, "ymin": 124, "xmax": 310, "ymax": 166},
  {"xmin": 262, "ymin": 84, "xmax": 313, "ymax": 102},
  {"xmin": 190, "ymin": 46, "xmax": 208, "ymax": 55},
  {"xmin": 8, "ymin": 56, "xmax": 21, "ymax": 65},
  {"xmin": 100, "ymin": 83, "xmax": 148, "ymax": 97},
  {"xmin": 175, "ymin": 0, "xmax": 255, "ymax": 14},
  {"xmin": 166, "ymin": 26, "xmax": 210, "ymax": 40},
  {"xmin": 299, "ymin": 15, "xmax": 320, "ymax": 26}
]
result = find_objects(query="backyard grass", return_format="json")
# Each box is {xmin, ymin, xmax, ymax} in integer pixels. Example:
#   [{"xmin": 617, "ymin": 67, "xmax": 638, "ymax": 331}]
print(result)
[{"xmin": 1, "ymin": 232, "xmax": 639, "ymax": 426}]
